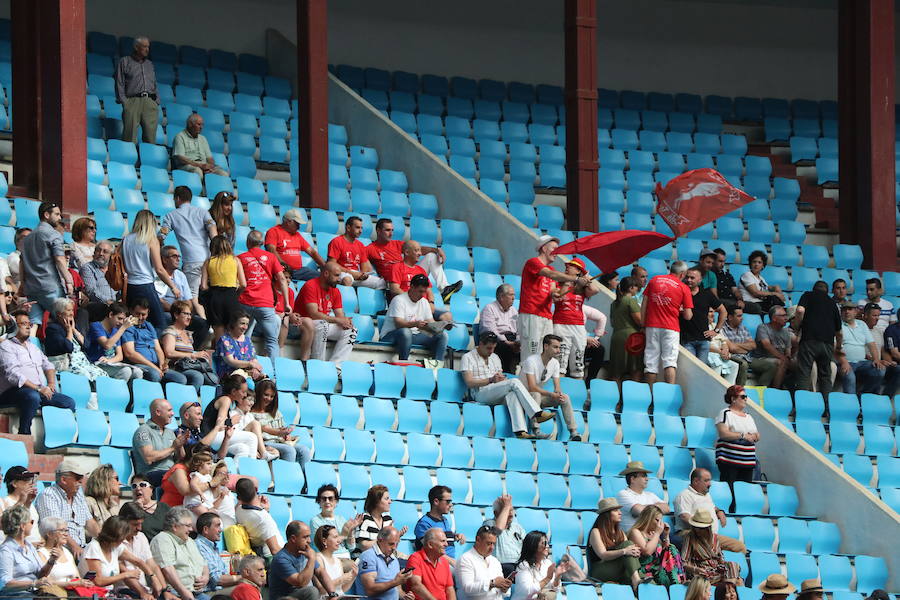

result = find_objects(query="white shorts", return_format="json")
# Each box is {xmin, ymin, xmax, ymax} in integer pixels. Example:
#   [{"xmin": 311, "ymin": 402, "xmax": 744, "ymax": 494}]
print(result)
[
  {"xmin": 644, "ymin": 327, "xmax": 680, "ymax": 373},
  {"xmin": 518, "ymin": 313, "xmax": 553, "ymax": 358}
]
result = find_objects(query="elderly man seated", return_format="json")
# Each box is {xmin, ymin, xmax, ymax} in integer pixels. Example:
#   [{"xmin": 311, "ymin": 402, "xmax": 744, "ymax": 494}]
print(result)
[{"xmin": 171, "ymin": 114, "xmax": 227, "ymax": 180}]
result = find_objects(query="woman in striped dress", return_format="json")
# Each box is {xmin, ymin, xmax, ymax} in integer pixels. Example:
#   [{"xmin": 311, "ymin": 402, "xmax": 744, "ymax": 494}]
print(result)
[{"xmin": 714, "ymin": 385, "xmax": 760, "ymax": 512}]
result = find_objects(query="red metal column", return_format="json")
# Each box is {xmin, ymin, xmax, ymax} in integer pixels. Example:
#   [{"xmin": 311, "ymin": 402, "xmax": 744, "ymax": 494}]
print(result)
[
  {"xmin": 296, "ymin": 0, "xmax": 329, "ymax": 210},
  {"xmin": 564, "ymin": 0, "xmax": 598, "ymax": 232},
  {"xmin": 11, "ymin": 0, "xmax": 86, "ymax": 212},
  {"xmin": 838, "ymin": 0, "xmax": 895, "ymax": 270}
]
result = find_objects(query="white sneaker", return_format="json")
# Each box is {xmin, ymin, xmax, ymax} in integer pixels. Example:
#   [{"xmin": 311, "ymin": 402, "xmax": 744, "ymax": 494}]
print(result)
[{"xmin": 264, "ymin": 450, "xmax": 279, "ymax": 462}]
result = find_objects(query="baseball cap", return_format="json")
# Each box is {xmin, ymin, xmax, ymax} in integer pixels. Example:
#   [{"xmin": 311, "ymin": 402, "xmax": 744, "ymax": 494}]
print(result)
[
  {"xmin": 699, "ymin": 248, "xmax": 717, "ymax": 259},
  {"xmin": 282, "ymin": 208, "xmax": 307, "ymax": 225},
  {"xmin": 478, "ymin": 331, "xmax": 499, "ymax": 344},
  {"xmin": 410, "ymin": 274, "xmax": 430, "ymax": 288},
  {"xmin": 535, "ymin": 234, "xmax": 560, "ymax": 253},
  {"xmin": 56, "ymin": 458, "xmax": 87, "ymax": 477},
  {"xmin": 3, "ymin": 466, "xmax": 36, "ymax": 484}
]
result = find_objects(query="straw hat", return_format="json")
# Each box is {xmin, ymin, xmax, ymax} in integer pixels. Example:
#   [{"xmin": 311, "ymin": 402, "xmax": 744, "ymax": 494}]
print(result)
[
  {"xmin": 596, "ymin": 497, "xmax": 621, "ymax": 514},
  {"xmin": 797, "ymin": 580, "xmax": 825, "ymax": 598},
  {"xmin": 687, "ymin": 509, "xmax": 714, "ymax": 528},
  {"xmin": 758, "ymin": 574, "xmax": 796, "ymax": 595},
  {"xmin": 618, "ymin": 461, "xmax": 652, "ymax": 476}
]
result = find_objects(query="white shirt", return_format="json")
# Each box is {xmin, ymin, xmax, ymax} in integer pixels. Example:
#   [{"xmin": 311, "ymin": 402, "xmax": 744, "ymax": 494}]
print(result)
[
  {"xmin": 615, "ymin": 487, "xmax": 663, "ymax": 533},
  {"xmin": 121, "ymin": 532, "xmax": 153, "ymax": 591},
  {"xmin": 461, "ymin": 349, "xmax": 503, "ymax": 385},
  {"xmin": 0, "ymin": 497, "xmax": 40, "ymax": 544},
  {"xmin": 456, "ymin": 547, "xmax": 505, "ymax": 600},
  {"xmin": 36, "ymin": 546, "xmax": 79, "ymax": 582},
  {"xmin": 716, "ymin": 408, "xmax": 758, "ymax": 435},
  {"xmin": 235, "ymin": 503, "xmax": 284, "ymax": 551},
  {"xmin": 739, "ymin": 271, "xmax": 768, "ymax": 303},
  {"xmin": 518, "ymin": 354, "xmax": 559, "ymax": 390},
  {"xmin": 511, "ymin": 559, "xmax": 554, "ymax": 600},
  {"xmin": 674, "ymin": 485, "xmax": 719, "ymax": 534},
  {"xmin": 382, "ymin": 293, "xmax": 432, "ymax": 336},
  {"xmin": 79, "ymin": 540, "xmax": 124, "ymax": 590}
]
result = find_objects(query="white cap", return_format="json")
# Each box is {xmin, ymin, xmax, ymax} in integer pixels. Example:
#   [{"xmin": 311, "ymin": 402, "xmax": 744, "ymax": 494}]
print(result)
[
  {"xmin": 282, "ymin": 208, "xmax": 307, "ymax": 225},
  {"xmin": 535, "ymin": 234, "xmax": 560, "ymax": 253}
]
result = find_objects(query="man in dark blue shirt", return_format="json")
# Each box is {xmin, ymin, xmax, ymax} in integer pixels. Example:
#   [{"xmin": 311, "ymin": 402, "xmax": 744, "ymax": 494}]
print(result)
[
  {"xmin": 269, "ymin": 520, "xmax": 333, "ymax": 600},
  {"xmin": 413, "ymin": 485, "xmax": 466, "ymax": 565},
  {"xmin": 121, "ymin": 297, "xmax": 184, "ymax": 384}
]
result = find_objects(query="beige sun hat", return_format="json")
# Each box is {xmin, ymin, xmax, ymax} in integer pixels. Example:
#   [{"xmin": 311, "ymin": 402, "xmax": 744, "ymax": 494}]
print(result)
[
  {"xmin": 596, "ymin": 497, "xmax": 622, "ymax": 514},
  {"xmin": 618, "ymin": 461, "xmax": 652, "ymax": 476},
  {"xmin": 687, "ymin": 509, "xmax": 715, "ymax": 528},
  {"xmin": 758, "ymin": 574, "xmax": 797, "ymax": 595}
]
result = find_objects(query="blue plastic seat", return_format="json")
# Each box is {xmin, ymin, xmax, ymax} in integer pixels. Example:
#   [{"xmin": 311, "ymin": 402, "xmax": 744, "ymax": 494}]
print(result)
[{"xmin": 819, "ymin": 554, "xmax": 853, "ymax": 591}]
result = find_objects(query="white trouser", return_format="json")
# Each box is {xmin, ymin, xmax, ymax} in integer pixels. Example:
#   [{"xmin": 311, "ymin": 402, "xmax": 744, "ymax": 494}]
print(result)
[
  {"xmin": 211, "ymin": 430, "xmax": 259, "ymax": 459},
  {"xmin": 182, "ymin": 261, "xmax": 204, "ymax": 299},
  {"xmin": 553, "ymin": 323, "xmax": 587, "ymax": 379},
  {"xmin": 473, "ymin": 379, "xmax": 541, "ymax": 433},
  {"xmin": 419, "ymin": 253, "xmax": 449, "ymax": 290},
  {"xmin": 518, "ymin": 313, "xmax": 553, "ymax": 358},
  {"xmin": 339, "ymin": 273, "xmax": 386, "ymax": 289},
  {"xmin": 312, "ymin": 320, "xmax": 357, "ymax": 366},
  {"xmin": 532, "ymin": 391, "xmax": 578, "ymax": 433}
]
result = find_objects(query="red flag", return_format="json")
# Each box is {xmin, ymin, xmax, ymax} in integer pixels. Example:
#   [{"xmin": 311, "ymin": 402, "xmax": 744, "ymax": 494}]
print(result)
[
  {"xmin": 655, "ymin": 168, "xmax": 755, "ymax": 237},
  {"xmin": 553, "ymin": 230, "xmax": 674, "ymax": 274}
]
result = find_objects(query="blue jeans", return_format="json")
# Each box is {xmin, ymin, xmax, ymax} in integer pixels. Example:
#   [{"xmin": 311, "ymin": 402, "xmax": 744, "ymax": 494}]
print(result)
[
  {"xmin": 170, "ymin": 368, "xmax": 205, "ymax": 391},
  {"xmin": 381, "ymin": 328, "xmax": 448, "ymax": 361},
  {"xmin": 127, "ymin": 282, "xmax": 167, "ymax": 330},
  {"xmin": 242, "ymin": 304, "xmax": 281, "ymax": 359},
  {"xmin": 291, "ymin": 266, "xmax": 320, "ymax": 281},
  {"xmin": 840, "ymin": 360, "xmax": 885, "ymax": 394},
  {"xmin": 134, "ymin": 363, "xmax": 189, "ymax": 385},
  {"xmin": 268, "ymin": 441, "xmax": 311, "ymax": 467},
  {"xmin": 27, "ymin": 286, "xmax": 64, "ymax": 325},
  {"xmin": 683, "ymin": 340, "xmax": 710, "ymax": 365},
  {"xmin": 0, "ymin": 386, "xmax": 75, "ymax": 434}
]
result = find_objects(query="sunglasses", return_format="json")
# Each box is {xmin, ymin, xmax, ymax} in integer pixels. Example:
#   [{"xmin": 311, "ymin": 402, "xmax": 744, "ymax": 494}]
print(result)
[
  {"xmin": 132, "ymin": 482, "xmax": 152, "ymax": 489},
  {"xmin": 737, "ymin": 394, "xmax": 748, "ymax": 399}
]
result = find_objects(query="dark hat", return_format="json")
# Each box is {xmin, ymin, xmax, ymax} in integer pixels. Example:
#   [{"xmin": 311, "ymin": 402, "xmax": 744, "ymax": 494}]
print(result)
[
  {"xmin": 699, "ymin": 248, "xmax": 717, "ymax": 259},
  {"xmin": 839, "ymin": 300, "xmax": 857, "ymax": 309},
  {"xmin": 478, "ymin": 331, "xmax": 499, "ymax": 344},
  {"xmin": 409, "ymin": 274, "xmax": 430, "ymax": 288},
  {"xmin": 865, "ymin": 591, "xmax": 890, "ymax": 600},
  {"xmin": 3, "ymin": 466, "xmax": 36, "ymax": 484}
]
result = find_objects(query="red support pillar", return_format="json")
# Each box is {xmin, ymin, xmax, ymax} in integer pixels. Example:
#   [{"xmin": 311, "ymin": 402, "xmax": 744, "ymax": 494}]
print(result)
[
  {"xmin": 10, "ymin": 0, "xmax": 86, "ymax": 212},
  {"xmin": 564, "ymin": 0, "xmax": 598, "ymax": 233},
  {"xmin": 296, "ymin": 0, "xmax": 329, "ymax": 209},
  {"xmin": 838, "ymin": 0, "xmax": 895, "ymax": 271}
]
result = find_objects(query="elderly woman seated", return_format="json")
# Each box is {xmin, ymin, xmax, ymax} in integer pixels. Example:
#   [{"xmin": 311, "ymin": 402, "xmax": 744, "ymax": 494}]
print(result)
[
  {"xmin": 0, "ymin": 504, "xmax": 59, "ymax": 597},
  {"xmin": 43, "ymin": 298, "xmax": 108, "ymax": 384},
  {"xmin": 35, "ymin": 517, "xmax": 90, "ymax": 592}
]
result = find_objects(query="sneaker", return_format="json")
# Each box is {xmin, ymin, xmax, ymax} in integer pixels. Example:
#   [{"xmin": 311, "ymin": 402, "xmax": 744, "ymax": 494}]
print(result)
[
  {"xmin": 441, "ymin": 281, "xmax": 463, "ymax": 303},
  {"xmin": 514, "ymin": 431, "xmax": 536, "ymax": 439},
  {"xmin": 534, "ymin": 410, "xmax": 555, "ymax": 423},
  {"xmin": 569, "ymin": 434, "xmax": 582, "ymax": 442},
  {"xmin": 263, "ymin": 450, "xmax": 280, "ymax": 462},
  {"xmin": 423, "ymin": 358, "xmax": 442, "ymax": 369},
  {"xmin": 531, "ymin": 430, "xmax": 552, "ymax": 439}
]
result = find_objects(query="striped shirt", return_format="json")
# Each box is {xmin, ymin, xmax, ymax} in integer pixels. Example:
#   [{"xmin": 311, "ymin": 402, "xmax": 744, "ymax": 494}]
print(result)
[
  {"xmin": 460, "ymin": 350, "xmax": 502, "ymax": 384},
  {"xmin": 353, "ymin": 513, "xmax": 393, "ymax": 558},
  {"xmin": 714, "ymin": 408, "xmax": 758, "ymax": 467}
]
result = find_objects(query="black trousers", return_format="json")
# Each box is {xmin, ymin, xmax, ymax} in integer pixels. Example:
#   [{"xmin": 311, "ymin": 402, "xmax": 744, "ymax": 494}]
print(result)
[
  {"xmin": 717, "ymin": 460, "xmax": 754, "ymax": 513},
  {"xmin": 494, "ymin": 339, "xmax": 520, "ymax": 374},
  {"xmin": 796, "ymin": 340, "xmax": 834, "ymax": 395}
]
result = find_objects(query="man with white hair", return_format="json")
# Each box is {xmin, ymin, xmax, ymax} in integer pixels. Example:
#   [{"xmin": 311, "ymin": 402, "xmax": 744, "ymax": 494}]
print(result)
[
  {"xmin": 405, "ymin": 528, "xmax": 455, "ymax": 600},
  {"xmin": 172, "ymin": 114, "xmax": 228, "ymax": 179},
  {"xmin": 80, "ymin": 240, "xmax": 118, "ymax": 311},
  {"xmin": 150, "ymin": 507, "xmax": 210, "ymax": 600},
  {"xmin": 116, "ymin": 36, "xmax": 159, "ymax": 143},
  {"xmin": 481, "ymin": 495, "xmax": 525, "ymax": 575},
  {"xmin": 479, "ymin": 283, "xmax": 520, "ymax": 373},
  {"xmin": 356, "ymin": 526, "xmax": 417, "ymax": 600},
  {"xmin": 35, "ymin": 458, "xmax": 99, "ymax": 558},
  {"xmin": 231, "ymin": 555, "xmax": 267, "ymax": 600}
]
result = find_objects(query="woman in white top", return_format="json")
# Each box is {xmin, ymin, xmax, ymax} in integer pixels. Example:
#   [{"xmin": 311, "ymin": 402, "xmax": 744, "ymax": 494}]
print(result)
[
  {"xmin": 0, "ymin": 467, "xmax": 41, "ymax": 545},
  {"xmin": 714, "ymin": 385, "xmax": 760, "ymax": 512},
  {"xmin": 122, "ymin": 209, "xmax": 180, "ymax": 330},
  {"xmin": 739, "ymin": 250, "xmax": 784, "ymax": 315},
  {"xmin": 314, "ymin": 524, "xmax": 357, "ymax": 595},
  {"xmin": 70, "ymin": 217, "xmax": 97, "ymax": 268},
  {"xmin": 511, "ymin": 531, "xmax": 569, "ymax": 600},
  {"xmin": 79, "ymin": 515, "xmax": 155, "ymax": 598},
  {"xmin": 35, "ymin": 517, "xmax": 88, "ymax": 588},
  {"xmin": 199, "ymin": 374, "xmax": 276, "ymax": 460}
]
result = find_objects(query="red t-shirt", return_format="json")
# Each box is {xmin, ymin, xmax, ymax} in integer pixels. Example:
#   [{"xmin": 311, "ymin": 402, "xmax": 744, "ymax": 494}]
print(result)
[
  {"xmin": 553, "ymin": 288, "xmax": 586, "ymax": 325},
  {"xmin": 519, "ymin": 257, "xmax": 555, "ymax": 319},
  {"xmin": 644, "ymin": 273, "xmax": 694, "ymax": 331},
  {"xmin": 264, "ymin": 225, "xmax": 310, "ymax": 271},
  {"xmin": 328, "ymin": 235, "xmax": 367, "ymax": 271},
  {"xmin": 230, "ymin": 583, "xmax": 261, "ymax": 600},
  {"xmin": 366, "ymin": 239, "xmax": 404, "ymax": 277},
  {"xmin": 388, "ymin": 262, "xmax": 430, "ymax": 292},
  {"xmin": 405, "ymin": 550, "xmax": 453, "ymax": 600},
  {"xmin": 237, "ymin": 248, "xmax": 284, "ymax": 308},
  {"xmin": 275, "ymin": 287, "xmax": 295, "ymax": 314},
  {"xmin": 293, "ymin": 277, "xmax": 343, "ymax": 318}
]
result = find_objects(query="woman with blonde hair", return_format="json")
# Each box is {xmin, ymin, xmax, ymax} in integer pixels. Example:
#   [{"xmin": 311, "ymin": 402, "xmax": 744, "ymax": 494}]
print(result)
[
  {"xmin": 200, "ymin": 234, "xmax": 246, "ymax": 345},
  {"xmin": 123, "ymin": 209, "xmax": 180, "ymax": 329},
  {"xmin": 84, "ymin": 464, "xmax": 122, "ymax": 525},
  {"xmin": 209, "ymin": 191, "xmax": 236, "ymax": 247},
  {"xmin": 627, "ymin": 505, "xmax": 685, "ymax": 584},
  {"xmin": 70, "ymin": 217, "xmax": 97, "ymax": 268},
  {"xmin": 686, "ymin": 576, "xmax": 712, "ymax": 600}
]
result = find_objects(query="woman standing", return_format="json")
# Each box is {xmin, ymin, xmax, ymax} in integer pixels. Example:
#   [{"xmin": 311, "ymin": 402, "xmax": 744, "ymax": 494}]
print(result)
[
  {"xmin": 609, "ymin": 276, "xmax": 644, "ymax": 383},
  {"xmin": 214, "ymin": 310, "xmax": 263, "ymax": 381},
  {"xmin": 70, "ymin": 217, "xmax": 97, "ymax": 268},
  {"xmin": 586, "ymin": 498, "xmax": 643, "ymax": 589},
  {"xmin": 78, "ymin": 516, "xmax": 154, "ymax": 599},
  {"xmin": 129, "ymin": 474, "xmax": 170, "ymax": 541},
  {"xmin": 0, "ymin": 505, "xmax": 59, "ymax": 597},
  {"xmin": 200, "ymin": 374, "xmax": 273, "ymax": 460},
  {"xmin": 123, "ymin": 209, "xmax": 181, "ymax": 329},
  {"xmin": 680, "ymin": 510, "xmax": 742, "ymax": 584},
  {"xmin": 209, "ymin": 192, "xmax": 236, "ymax": 248},
  {"xmin": 250, "ymin": 379, "xmax": 310, "ymax": 467},
  {"xmin": 627, "ymin": 505, "xmax": 685, "ymax": 585},
  {"xmin": 0, "ymin": 467, "xmax": 41, "ymax": 545},
  {"xmin": 84, "ymin": 464, "xmax": 122, "ymax": 526},
  {"xmin": 314, "ymin": 525, "xmax": 357, "ymax": 595},
  {"xmin": 714, "ymin": 384, "xmax": 760, "ymax": 510},
  {"xmin": 511, "ymin": 531, "xmax": 569, "ymax": 600},
  {"xmin": 161, "ymin": 300, "xmax": 218, "ymax": 391},
  {"xmin": 200, "ymin": 235, "xmax": 245, "ymax": 346},
  {"xmin": 739, "ymin": 250, "xmax": 784, "ymax": 315},
  {"xmin": 43, "ymin": 298, "xmax": 108, "ymax": 381}
]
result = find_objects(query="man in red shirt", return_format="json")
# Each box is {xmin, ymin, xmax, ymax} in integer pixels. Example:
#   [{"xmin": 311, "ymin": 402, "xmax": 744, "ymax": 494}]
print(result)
[
  {"xmin": 327, "ymin": 215, "xmax": 385, "ymax": 289},
  {"xmin": 404, "ymin": 528, "xmax": 455, "ymax": 600},
  {"xmin": 518, "ymin": 235, "xmax": 590, "ymax": 358},
  {"xmin": 367, "ymin": 218, "xmax": 462, "ymax": 303},
  {"xmin": 264, "ymin": 208, "xmax": 327, "ymax": 281},
  {"xmin": 293, "ymin": 262, "xmax": 356, "ymax": 367},
  {"xmin": 230, "ymin": 555, "xmax": 266, "ymax": 600},
  {"xmin": 387, "ymin": 240, "xmax": 454, "ymax": 324},
  {"xmin": 551, "ymin": 258, "xmax": 600, "ymax": 379},
  {"xmin": 641, "ymin": 260, "xmax": 694, "ymax": 384},
  {"xmin": 238, "ymin": 230, "xmax": 293, "ymax": 360}
]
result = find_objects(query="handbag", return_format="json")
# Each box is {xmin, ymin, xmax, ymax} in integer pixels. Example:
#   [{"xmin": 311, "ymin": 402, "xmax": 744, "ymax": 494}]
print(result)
[
  {"xmin": 105, "ymin": 242, "xmax": 128, "ymax": 292},
  {"xmin": 173, "ymin": 356, "xmax": 214, "ymax": 373}
]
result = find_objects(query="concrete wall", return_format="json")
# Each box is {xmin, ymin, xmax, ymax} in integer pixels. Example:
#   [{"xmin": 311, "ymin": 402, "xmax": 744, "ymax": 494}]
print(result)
[{"xmin": 677, "ymin": 350, "xmax": 900, "ymax": 589}]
